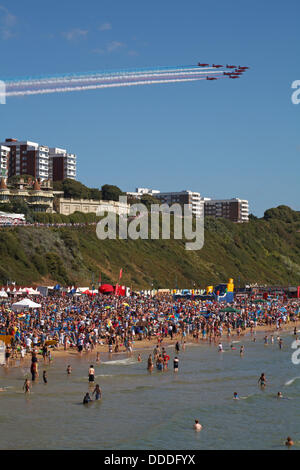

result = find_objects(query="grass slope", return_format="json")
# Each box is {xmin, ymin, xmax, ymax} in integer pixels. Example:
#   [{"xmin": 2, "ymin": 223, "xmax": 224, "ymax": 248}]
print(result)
[{"xmin": 0, "ymin": 206, "xmax": 300, "ymax": 288}]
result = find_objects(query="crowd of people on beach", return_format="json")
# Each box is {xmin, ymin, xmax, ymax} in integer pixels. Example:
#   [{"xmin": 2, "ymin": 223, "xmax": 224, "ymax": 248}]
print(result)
[
  {"xmin": 1, "ymin": 292, "xmax": 299, "ymax": 366},
  {"xmin": 0, "ymin": 290, "xmax": 299, "ymax": 448}
]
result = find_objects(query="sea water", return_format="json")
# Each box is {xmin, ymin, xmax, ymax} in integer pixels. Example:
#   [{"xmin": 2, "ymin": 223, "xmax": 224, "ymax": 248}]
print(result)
[{"xmin": 0, "ymin": 330, "xmax": 299, "ymax": 450}]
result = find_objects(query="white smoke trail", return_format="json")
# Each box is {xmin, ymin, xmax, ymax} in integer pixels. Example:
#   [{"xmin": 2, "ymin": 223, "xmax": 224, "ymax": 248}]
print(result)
[
  {"xmin": 6, "ymin": 76, "xmax": 213, "ymax": 97},
  {"xmin": 6, "ymin": 69, "xmax": 221, "ymax": 90},
  {"xmin": 5, "ymin": 66, "xmax": 215, "ymax": 87}
]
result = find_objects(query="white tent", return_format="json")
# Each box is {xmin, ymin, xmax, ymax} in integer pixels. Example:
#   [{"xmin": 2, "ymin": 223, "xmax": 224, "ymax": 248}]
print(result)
[
  {"xmin": 0, "ymin": 290, "xmax": 8, "ymax": 298},
  {"xmin": 12, "ymin": 298, "xmax": 42, "ymax": 311}
]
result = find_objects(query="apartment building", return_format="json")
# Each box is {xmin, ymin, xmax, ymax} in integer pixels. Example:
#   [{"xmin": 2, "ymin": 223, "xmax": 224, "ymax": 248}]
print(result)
[
  {"xmin": 0, "ymin": 138, "xmax": 77, "ymax": 181},
  {"xmin": 49, "ymin": 147, "xmax": 76, "ymax": 181},
  {"xmin": 0, "ymin": 138, "xmax": 50, "ymax": 180},
  {"xmin": 126, "ymin": 188, "xmax": 203, "ymax": 218},
  {"xmin": 0, "ymin": 145, "xmax": 10, "ymax": 179},
  {"xmin": 156, "ymin": 190, "xmax": 203, "ymax": 218},
  {"xmin": 204, "ymin": 198, "xmax": 249, "ymax": 222}
]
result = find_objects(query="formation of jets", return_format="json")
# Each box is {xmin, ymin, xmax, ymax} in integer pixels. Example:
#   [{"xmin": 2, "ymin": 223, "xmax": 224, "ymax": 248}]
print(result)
[{"xmin": 197, "ymin": 62, "xmax": 250, "ymax": 81}]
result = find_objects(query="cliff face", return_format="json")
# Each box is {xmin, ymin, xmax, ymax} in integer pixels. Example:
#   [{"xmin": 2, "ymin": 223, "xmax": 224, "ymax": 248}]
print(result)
[{"xmin": 0, "ymin": 206, "xmax": 300, "ymax": 289}]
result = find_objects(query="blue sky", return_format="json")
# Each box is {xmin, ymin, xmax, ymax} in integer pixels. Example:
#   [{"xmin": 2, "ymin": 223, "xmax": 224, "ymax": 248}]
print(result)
[{"xmin": 0, "ymin": 0, "xmax": 299, "ymax": 216}]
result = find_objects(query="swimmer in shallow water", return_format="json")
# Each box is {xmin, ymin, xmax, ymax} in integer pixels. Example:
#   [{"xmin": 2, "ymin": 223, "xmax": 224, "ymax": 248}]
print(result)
[
  {"xmin": 23, "ymin": 379, "xmax": 31, "ymax": 394},
  {"xmin": 92, "ymin": 384, "xmax": 102, "ymax": 400},
  {"xmin": 88, "ymin": 365, "xmax": 95, "ymax": 383},
  {"xmin": 194, "ymin": 420, "xmax": 202, "ymax": 431},
  {"xmin": 258, "ymin": 373, "xmax": 267, "ymax": 388},
  {"xmin": 285, "ymin": 436, "xmax": 294, "ymax": 448},
  {"xmin": 83, "ymin": 392, "xmax": 92, "ymax": 404},
  {"xmin": 233, "ymin": 392, "xmax": 239, "ymax": 400},
  {"xmin": 147, "ymin": 354, "xmax": 153, "ymax": 372}
]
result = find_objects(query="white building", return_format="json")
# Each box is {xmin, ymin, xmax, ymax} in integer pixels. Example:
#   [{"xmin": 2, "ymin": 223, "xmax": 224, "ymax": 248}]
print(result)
[
  {"xmin": 127, "ymin": 187, "xmax": 161, "ymax": 198},
  {"xmin": 127, "ymin": 188, "xmax": 203, "ymax": 218},
  {"xmin": 49, "ymin": 147, "xmax": 77, "ymax": 180},
  {"xmin": 0, "ymin": 138, "xmax": 77, "ymax": 181},
  {"xmin": 0, "ymin": 145, "xmax": 10, "ymax": 179}
]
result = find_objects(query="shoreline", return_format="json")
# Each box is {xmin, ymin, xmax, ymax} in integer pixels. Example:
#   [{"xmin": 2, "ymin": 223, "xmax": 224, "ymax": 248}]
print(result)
[{"xmin": 6, "ymin": 320, "xmax": 298, "ymax": 368}]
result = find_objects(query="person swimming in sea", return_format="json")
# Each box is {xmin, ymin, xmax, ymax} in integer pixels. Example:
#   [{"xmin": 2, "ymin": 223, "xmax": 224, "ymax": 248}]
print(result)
[
  {"xmin": 83, "ymin": 392, "xmax": 92, "ymax": 404},
  {"xmin": 233, "ymin": 392, "xmax": 239, "ymax": 400},
  {"xmin": 147, "ymin": 354, "xmax": 154, "ymax": 372},
  {"xmin": 92, "ymin": 384, "xmax": 102, "ymax": 400},
  {"xmin": 194, "ymin": 420, "xmax": 202, "ymax": 431},
  {"xmin": 88, "ymin": 365, "xmax": 95, "ymax": 383},
  {"xmin": 67, "ymin": 365, "xmax": 72, "ymax": 375},
  {"xmin": 23, "ymin": 378, "xmax": 31, "ymax": 394},
  {"xmin": 43, "ymin": 370, "xmax": 48, "ymax": 384},
  {"xmin": 285, "ymin": 436, "xmax": 294, "ymax": 448},
  {"xmin": 258, "ymin": 373, "xmax": 267, "ymax": 388},
  {"xmin": 173, "ymin": 356, "xmax": 179, "ymax": 373}
]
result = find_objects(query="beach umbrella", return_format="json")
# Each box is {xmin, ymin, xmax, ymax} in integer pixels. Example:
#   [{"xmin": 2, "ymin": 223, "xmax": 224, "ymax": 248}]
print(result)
[{"xmin": 99, "ymin": 284, "xmax": 114, "ymax": 294}]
